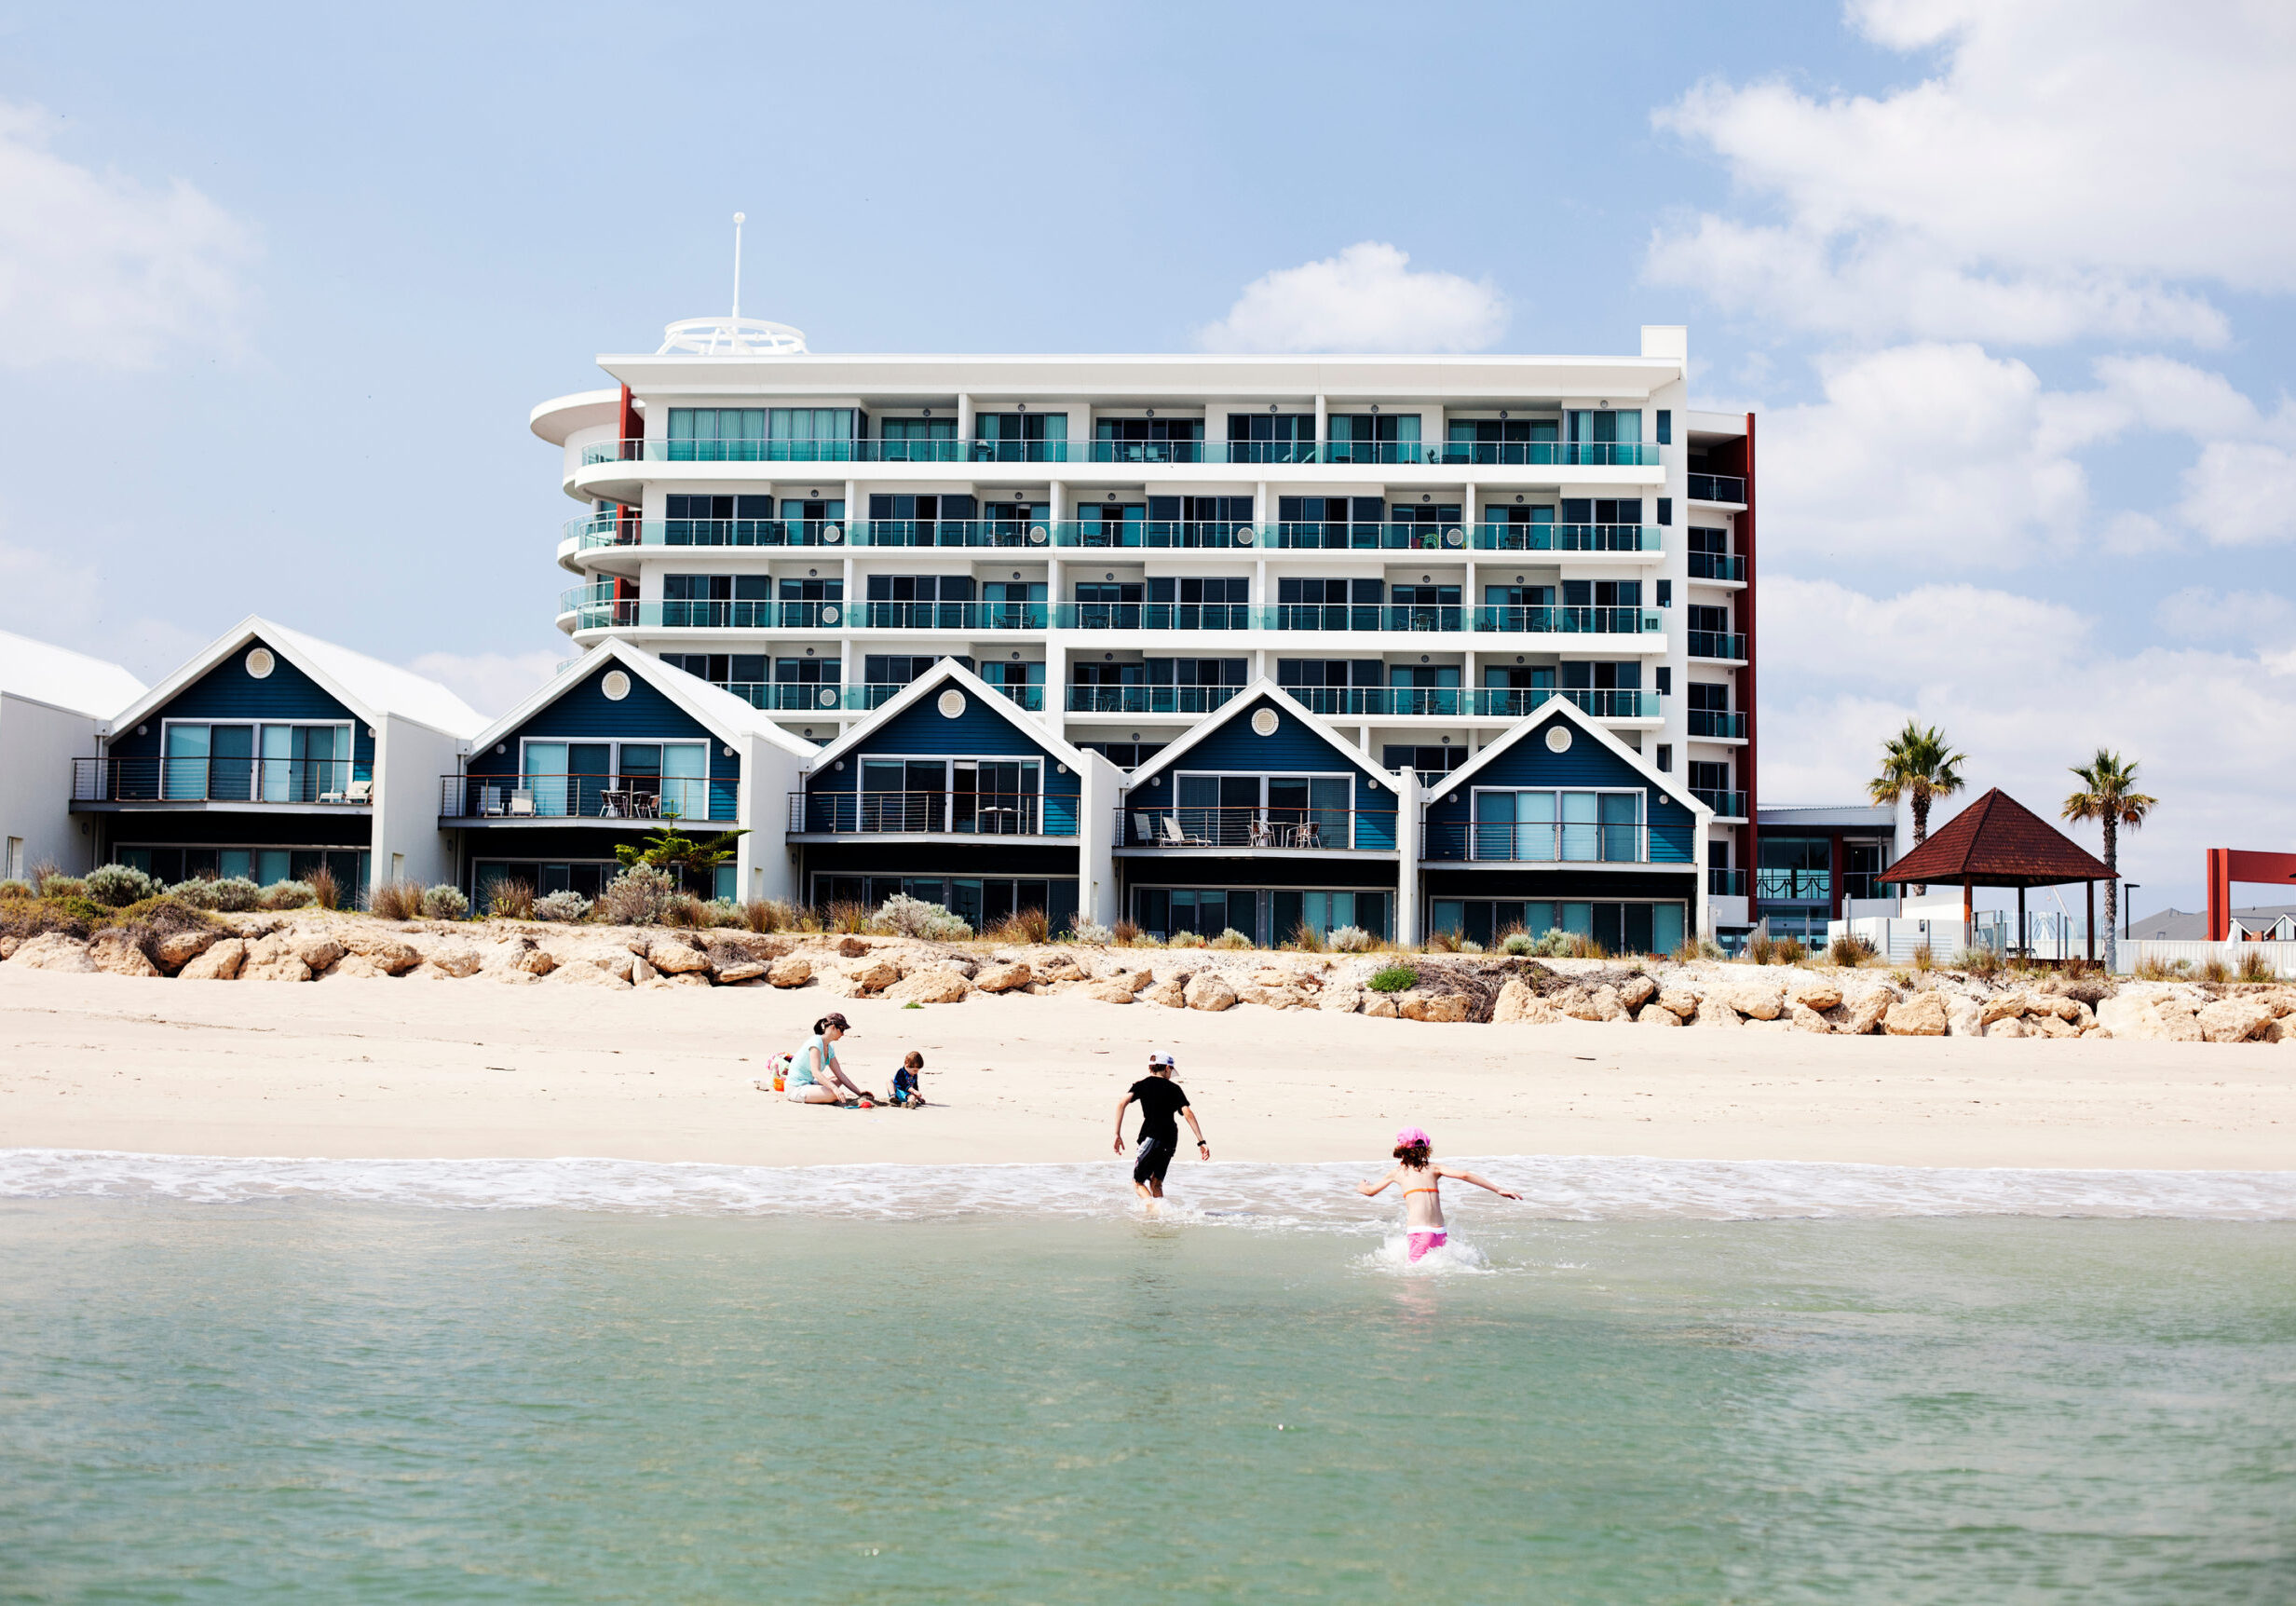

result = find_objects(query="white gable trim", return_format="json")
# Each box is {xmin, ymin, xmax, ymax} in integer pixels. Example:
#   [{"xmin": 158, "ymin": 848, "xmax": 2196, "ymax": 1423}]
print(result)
[
  {"xmin": 802, "ymin": 659, "xmax": 1094, "ymax": 775},
  {"xmin": 1121, "ymin": 679, "xmax": 1402, "ymax": 795},
  {"xmin": 1420, "ymin": 696, "xmax": 1713, "ymax": 820},
  {"xmin": 107, "ymin": 617, "xmax": 379, "ymax": 737},
  {"xmin": 465, "ymin": 641, "xmax": 811, "ymax": 757}
]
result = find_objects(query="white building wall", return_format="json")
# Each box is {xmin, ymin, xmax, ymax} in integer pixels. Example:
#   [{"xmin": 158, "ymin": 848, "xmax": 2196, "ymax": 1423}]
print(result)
[
  {"xmin": 372, "ymin": 714, "xmax": 465, "ymax": 893},
  {"xmin": 0, "ymin": 693, "xmax": 103, "ymax": 878}
]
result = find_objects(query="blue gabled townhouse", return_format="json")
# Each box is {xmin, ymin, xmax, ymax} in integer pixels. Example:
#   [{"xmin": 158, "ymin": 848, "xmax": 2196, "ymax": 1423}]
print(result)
[
  {"xmin": 1116, "ymin": 683, "xmax": 1422, "ymax": 945},
  {"xmin": 448, "ymin": 639, "xmax": 813, "ymax": 905},
  {"xmin": 789, "ymin": 659, "xmax": 1121, "ymax": 932},
  {"xmin": 1417, "ymin": 696, "xmax": 1711, "ymax": 950},
  {"xmin": 70, "ymin": 617, "xmax": 484, "ymax": 897}
]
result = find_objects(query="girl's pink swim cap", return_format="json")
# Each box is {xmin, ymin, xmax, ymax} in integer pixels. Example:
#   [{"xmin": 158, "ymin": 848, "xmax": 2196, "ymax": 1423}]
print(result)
[{"xmin": 1395, "ymin": 1126, "xmax": 1431, "ymax": 1148}]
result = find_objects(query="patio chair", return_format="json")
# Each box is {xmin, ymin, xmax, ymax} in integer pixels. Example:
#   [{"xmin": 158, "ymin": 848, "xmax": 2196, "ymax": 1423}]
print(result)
[
  {"xmin": 1160, "ymin": 814, "xmax": 1209, "ymax": 848},
  {"xmin": 346, "ymin": 780, "xmax": 373, "ymax": 803},
  {"xmin": 509, "ymin": 790, "xmax": 536, "ymax": 818},
  {"xmin": 479, "ymin": 785, "xmax": 504, "ymax": 817}
]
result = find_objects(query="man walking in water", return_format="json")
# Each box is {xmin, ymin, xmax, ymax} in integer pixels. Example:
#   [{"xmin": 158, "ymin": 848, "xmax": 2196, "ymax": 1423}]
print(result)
[{"xmin": 1114, "ymin": 1051, "xmax": 1209, "ymax": 1212}]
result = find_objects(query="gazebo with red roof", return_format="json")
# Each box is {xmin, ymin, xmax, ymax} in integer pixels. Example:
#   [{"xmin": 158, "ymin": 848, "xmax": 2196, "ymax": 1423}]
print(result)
[{"xmin": 1879, "ymin": 788, "xmax": 2116, "ymax": 961}]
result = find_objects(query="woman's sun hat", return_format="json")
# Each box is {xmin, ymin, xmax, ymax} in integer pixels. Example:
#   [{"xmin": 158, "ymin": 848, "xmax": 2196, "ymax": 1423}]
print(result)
[{"xmin": 1395, "ymin": 1126, "xmax": 1431, "ymax": 1148}]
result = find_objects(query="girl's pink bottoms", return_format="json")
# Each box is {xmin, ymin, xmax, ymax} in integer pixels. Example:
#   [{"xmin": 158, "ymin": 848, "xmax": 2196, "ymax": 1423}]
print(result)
[{"xmin": 1407, "ymin": 1231, "xmax": 1447, "ymax": 1262}]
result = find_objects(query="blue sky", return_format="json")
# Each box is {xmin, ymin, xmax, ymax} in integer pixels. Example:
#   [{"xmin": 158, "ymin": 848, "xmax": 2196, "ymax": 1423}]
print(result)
[{"xmin": 2, "ymin": 0, "xmax": 2290, "ymax": 913}]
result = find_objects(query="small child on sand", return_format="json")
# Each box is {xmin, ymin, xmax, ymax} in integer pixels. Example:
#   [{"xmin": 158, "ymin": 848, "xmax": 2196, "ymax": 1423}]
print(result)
[
  {"xmin": 890, "ymin": 1051, "xmax": 927, "ymax": 1108},
  {"xmin": 1357, "ymin": 1126, "xmax": 1520, "ymax": 1261}
]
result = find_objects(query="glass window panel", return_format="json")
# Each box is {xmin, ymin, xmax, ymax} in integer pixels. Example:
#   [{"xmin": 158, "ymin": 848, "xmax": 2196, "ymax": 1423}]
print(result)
[
  {"xmin": 260, "ymin": 724, "xmax": 294, "ymax": 801},
  {"xmin": 524, "ymin": 742, "xmax": 569, "ymax": 817},
  {"xmin": 163, "ymin": 723, "xmax": 210, "ymax": 799},
  {"xmin": 256, "ymin": 849, "xmax": 292, "ymax": 886},
  {"xmin": 661, "ymin": 742, "xmax": 707, "ymax": 822}
]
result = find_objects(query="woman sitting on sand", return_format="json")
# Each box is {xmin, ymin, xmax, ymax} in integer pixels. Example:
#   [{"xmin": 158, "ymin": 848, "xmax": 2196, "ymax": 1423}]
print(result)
[
  {"xmin": 1357, "ymin": 1126, "xmax": 1520, "ymax": 1261},
  {"xmin": 789, "ymin": 1014, "xmax": 872, "ymax": 1106}
]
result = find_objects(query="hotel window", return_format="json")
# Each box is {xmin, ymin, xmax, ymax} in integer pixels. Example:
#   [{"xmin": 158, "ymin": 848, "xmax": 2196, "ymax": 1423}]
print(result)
[
  {"xmin": 1473, "ymin": 789, "xmax": 1643, "ymax": 863},
  {"xmin": 1226, "ymin": 412, "xmax": 1314, "ymax": 463},
  {"xmin": 520, "ymin": 739, "xmax": 710, "ymax": 821},
  {"xmin": 661, "ymin": 652, "xmax": 768, "ymax": 688},
  {"xmin": 1559, "ymin": 498, "xmax": 1644, "ymax": 527},
  {"xmin": 1325, "ymin": 413, "xmax": 1420, "ymax": 463},
  {"xmin": 1445, "ymin": 417, "xmax": 1559, "ymax": 464},
  {"xmin": 865, "ymin": 574, "xmax": 975, "ymax": 628},
  {"xmin": 1080, "ymin": 741, "xmax": 1165, "ymax": 769},
  {"xmin": 1095, "ymin": 416, "xmax": 1203, "ymax": 461},
  {"xmin": 664, "ymin": 494, "xmax": 776, "ymax": 546},
  {"xmin": 1277, "ymin": 496, "xmax": 1384, "ymax": 547},
  {"xmin": 1384, "ymin": 745, "xmax": 1467, "ymax": 786},
  {"xmin": 879, "ymin": 416, "xmax": 956, "ymax": 459},
  {"xmin": 1147, "ymin": 576, "xmax": 1249, "ymax": 626},
  {"xmin": 1147, "ymin": 495, "xmax": 1253, "ymax": 542},
  {"xmin": 162, "ymin": 721, "xmax": 358, "ymax": 802},
  {"xmin": 1566, "ymin": 409, "xmax": 1643, "ymax": 458},
  {"xmin": 974, "ymin": 412, "xmax": 1066, "ymax": 461},
  {"xmin": 1072, "ymin": 501, "xmax": 1147, "ymax": 546},
  {"xmin": 864, "ymin": 655, "xmax": 972, "ymax": 691},
  {"xmin": 665, "ymin": 407, "xmax": 859, "ymax": 460}
]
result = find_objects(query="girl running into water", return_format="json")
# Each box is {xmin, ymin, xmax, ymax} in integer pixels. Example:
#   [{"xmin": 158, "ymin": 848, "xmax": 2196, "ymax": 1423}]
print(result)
[{"xmin": 1357, "ymin": 1127, "xmax": 1520, "ymax": 1261}]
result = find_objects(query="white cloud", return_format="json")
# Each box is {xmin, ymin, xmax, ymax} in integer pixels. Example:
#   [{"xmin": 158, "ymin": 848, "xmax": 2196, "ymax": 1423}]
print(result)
[
  {"xmin": 2176, "ymin": 441, "xmax": 2296, "ymax": 547},
  {"xmin": 0, "ymin": 100, "xmax": 256, "ymax": 368},
  {"xmin": 1759, "ymin": 574, "xmax": 2296, "ymax": 902},
  {"xmin": 2154, "ymin": 585, "xmax": 2293, "ymax": 644},
  {"xmin": 406, "ymin": 648, "xmax": 562, "ymax": 719},
  {"xmin": 0, "ymin": 538, "xmax": 206, "ymax": 681},
  {"xmin": 1647, "ymin": 0, "xmax": 2296, "ymax": 343},
  {"xmin": 1195, "ymin": 242, "xmax": 1507, "ymax": 353}
]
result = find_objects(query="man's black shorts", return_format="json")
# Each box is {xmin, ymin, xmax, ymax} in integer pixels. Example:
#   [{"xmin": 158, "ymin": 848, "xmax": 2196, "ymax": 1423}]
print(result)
[{"xmin": 1133, "ymin": 1136, "xmax": 1177, "ymax": 1186}]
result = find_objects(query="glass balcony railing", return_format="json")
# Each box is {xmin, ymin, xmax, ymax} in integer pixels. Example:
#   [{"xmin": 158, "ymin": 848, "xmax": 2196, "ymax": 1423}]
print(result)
[
  {"xmin": 1273, "ymin": 686, "xmax": 1658, "ymax": 719},
  {"xmin": 790, "ymin": 790, "xmax": 1069, "ymax": 836},
  {"xmin": 1687, "ymin": 709, "xmax": 1746, "ymax": 738},
  {"xmin": 1687, "ymin": 551, "xmax": 1745, "ymax": 580},
  {"xmin": 1471, "ymin": 524, "xmax": 1661, "ymax": 553},
  {"xmin": 577, "ymin": 436, "xmax": 1668, "ymax": 470},
  {"xmin": 74, "ymin": 757, "xmax": 366, "ymax": 805},
  {"xmin": 1253, "ymin": 522, "xmax": 1462, "ymax": 551},
  {"xmin": 1473, "ymin": 606, "xmax": 1664, "ymax": 634},
  {"xmin": 1065, "ymin": 685, "xmax": 1241, "ymax": 715},
  {"xmin": 1688, "ymin": 473, "xmax": 1747, "ymax": 503},
  {"xmin": 440, "ymin": 773, "xmax": 733, "ymax": 823},
  {"xmin": 1053, "ymin": 521, "xmax": 1260, "ymax": 550},
  {"xmin": 1119, "ymin": 805, "xmax": 1392, "ymax": 851},
  {"xmin": 1709, "ymin": 866, "xmax": 1746, "ymax": 896},
  {"xmin": 724, "ymin": 682, "xmax": 1042, "ymax": 713},
  {"xmin": 1053, "ymin": 603, "xmax": 1256, "ymax": 631},
  {"xmin": 563, "ymin": 596, "xmax": 850, "ymax": 631},
  {"xmin": 1270, "ymin": 605, "xmax": 1465, "ymax": 633},
  {"xmin": 1688, "ymin": 630, "xmax": 1747, "ymax": 660},
  {"xmin": 1693, "ymin": 789, "xmax": 1748, "ymax": 818},
  {"xmin": 856, "ymin": 602, "xmax": 1050, "ymax": 631}
]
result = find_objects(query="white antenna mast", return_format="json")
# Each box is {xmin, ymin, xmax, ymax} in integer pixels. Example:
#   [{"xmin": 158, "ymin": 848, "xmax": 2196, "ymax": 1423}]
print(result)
[
  {"xmin": 731, "ymin": 211, "xmax": 744, "ymax": 319},
  {"xmin": 657, "ymin": 210, "xmax": 807, "ymax": 355}
]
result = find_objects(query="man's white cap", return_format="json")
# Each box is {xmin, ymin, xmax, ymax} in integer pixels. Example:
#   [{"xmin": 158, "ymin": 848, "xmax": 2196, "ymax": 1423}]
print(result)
[{"xmin": 1148, "ymin": 1051, "xmax": 1175, "ymax": 1067}]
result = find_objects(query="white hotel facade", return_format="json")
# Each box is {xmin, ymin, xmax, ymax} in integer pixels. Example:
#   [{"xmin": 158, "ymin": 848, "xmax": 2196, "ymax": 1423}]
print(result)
[{"xmin": 533, "ymin": 319, "xmax": 1761, "ymax": 932}]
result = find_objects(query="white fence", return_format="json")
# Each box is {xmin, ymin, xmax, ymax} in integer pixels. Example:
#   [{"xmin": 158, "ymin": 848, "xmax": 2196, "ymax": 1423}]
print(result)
[{"xmin": 2120, "ymin": 940, "xmax": 2296, "ymax": 980}]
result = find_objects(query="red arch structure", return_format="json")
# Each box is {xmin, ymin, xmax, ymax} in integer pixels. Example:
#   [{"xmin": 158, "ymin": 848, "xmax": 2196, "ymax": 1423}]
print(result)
[{"xmin": 2207, "ymin": 850, "xmax": 2296, "ymax": 940}]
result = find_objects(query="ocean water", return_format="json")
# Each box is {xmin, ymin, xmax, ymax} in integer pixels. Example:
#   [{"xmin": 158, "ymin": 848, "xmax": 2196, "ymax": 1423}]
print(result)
[{"xmin": 1, "ymin": 1153, "xmax": 2292, "ymax": 1604}]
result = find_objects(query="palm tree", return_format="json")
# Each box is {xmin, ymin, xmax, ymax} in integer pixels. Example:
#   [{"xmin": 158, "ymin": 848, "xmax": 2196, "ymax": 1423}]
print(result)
[
  {"xmin": 2063, "ymin": 750, "xmax": 2154, "ymax": 973},
  {"xmin": 1868, "ymin": 720, "xmax": 1967, "ymax": 894}
]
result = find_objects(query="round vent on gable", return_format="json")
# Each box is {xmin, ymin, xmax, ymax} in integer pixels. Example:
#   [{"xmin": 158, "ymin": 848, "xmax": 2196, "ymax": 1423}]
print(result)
[
  {"xmin": 602, "ymin": 670, "xmax": 632, "ymax": 701},
  {"xmin": 1545, "ymin": 725, "xmax": 1573, "ymax": 754},
  {"xmin": 245, "ymin": 647, "xmax": 275, "ymax": 679},
  {"xmin": 1251, "ymin": 707, "xmax": 1279, "ymax": 737},
  {"xmin": 937, "ymin": 689, "xmax": 967, "ymax": 719}
]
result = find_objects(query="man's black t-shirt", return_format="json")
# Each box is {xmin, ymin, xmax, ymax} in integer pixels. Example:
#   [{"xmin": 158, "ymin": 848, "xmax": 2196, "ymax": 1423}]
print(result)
[{"xmin": 1129, "ymin": 1076, "xmax": 1191, "ymax": 1146}]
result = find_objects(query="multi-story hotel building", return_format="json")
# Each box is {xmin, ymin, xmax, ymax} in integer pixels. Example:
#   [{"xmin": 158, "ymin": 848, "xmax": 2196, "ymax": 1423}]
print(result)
[{"xmin": 528, "ymin": 315, "xmax": 1759, "ymax": 942}]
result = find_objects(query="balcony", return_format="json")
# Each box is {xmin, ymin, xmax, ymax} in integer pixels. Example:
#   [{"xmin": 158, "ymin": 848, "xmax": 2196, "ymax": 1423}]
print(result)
[
  {"xmin": 1270, "ymin": 604, "xmax": 1464, "ymax": 633},
  {"xmin": 1054, "ymin": 521, "xmax": 1259, "ymax": 550},
  {"xmin": 1471, "ymin": 523, "xmax": 1661, "ymax": 553},
  {"xmin": 1065, "ymin": 685, "xmax": 1241, "ymax": 715},
  {"xmin": 441, "ymin": 773, "xmax": 735, "ymax": 823},
  {"xmin": 1709, "ymin": 866, "xmax": 1746, "ymax": 896},
  {"xmin": 1687, "ymin": 552, "xmax": 1745, "ymax": 581},
  {"xmin": 789, "ymin": 790, "xmax": 1067, "ymax": 837},
  {"xmin": 1688, "ymin": 630, "xmax": 1747, "ymax": 660},
  {"xmin": 1693, "ymin": 789, "xmax": 1747, "ymax": 818},
  {"xmin": 1421, "ymin": 820, "xmax": 1649, "ymax": 863},
  {"xmin": 1119, "ymin": 805, "xmax": 1391, "ymax": 851},
  {"xmin": 569, "ymin": 515, "xmax": 851, "ymax": 551},
  {"xmin": 1688, "ymin": 473, "xmax": 1747, "ymax": 504},
  {"xmin": 1053, "ymin": 602, "xmax": 1255, "ymax": 632},
  {"xmin": 726, "ymin": 682, "xmax": 1041, "ymax": 714},
  {"xmin": 1434, "ymin": 441, "xmax": 1663, "ymax": 468},
  {"xmin": 563, "ymin": 593, "xmax": 852, "ymax": 632},
  {"xmin": 1473, "ymin": 606, "xmax": 1664, "ymax": 635},
  {"xmin": 576, "ymin": 437, "xmax": 1666, "ymax": 470},
  {"xmin": 73, "ymin": 757, "xmax": 367, "ymax": 806},
  {"xmin": 857, "ymin": 601, "xmax": 1050, "ymax": 632},
  {"xmin": 1754, "ymin": 868, "xmax": 1829, "ymax": 901},
  {"xmin": 1687, "ymin": 709, "xmax": 1746, "ymax": 738},
  {"xmin": 1276, "ymin": 686, "xmax": 1660, "ymax": 720}
]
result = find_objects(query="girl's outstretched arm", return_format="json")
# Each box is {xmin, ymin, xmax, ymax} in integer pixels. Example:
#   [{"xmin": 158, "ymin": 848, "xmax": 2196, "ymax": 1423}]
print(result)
[
  {"xmin": 1356, "ymin": 1167, "xmax": 1397, "ymax": 1198},
  {"xmin": 1439, "ymin": 1165, "xmax": 1522, "ymax": 1201}
]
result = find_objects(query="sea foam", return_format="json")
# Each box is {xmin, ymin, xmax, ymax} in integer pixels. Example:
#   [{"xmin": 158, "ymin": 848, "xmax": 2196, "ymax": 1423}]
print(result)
[{"xmin": 2, "ymin": 1148, "xmax": 2292, "ymax": 1223}]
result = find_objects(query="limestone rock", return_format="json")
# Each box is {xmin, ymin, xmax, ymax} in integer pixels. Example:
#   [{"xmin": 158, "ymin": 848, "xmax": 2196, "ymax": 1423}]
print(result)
[
  {"xmin": 550, "ymin": 960, "xmax": 629, "ymax": 987},
  {"xmin": 177, "ymin": 937, "xmax": 246, "ymax": 980},
  {"xmin": 341, "ymin": 932, "xmax": 422, "ymax": 974},
  {"xmin": 2030, "ymin": 1013, "xmax": 2080, "ymax": 1039},
  {"xmin": 1363, "ymin": 992, "xmax": 1400, "ymax": 1018},
  {"xmin": 1637, "ymin": 1002, "xmax": 1683, "ymax": 1026},
  {"xmin": 154, "ymin": 928, "xmax": 220, "ymax": 973},
  {"xmin": 1989, "ymin": 1015, "xmax": 2030, "ymax": 1038},
  {"xmin": 1183, "ymin": 971, "xmax": 1238, "ymax": 1013},
  {"xmin": 1320, "ymin": 984, "xmax": 1363, "ymax": 1014},
  {"xmin": 836, "ymin": 935, "xmax": 871, "ymax": 959},
  {"xmin": 1615, "ymin": 973, "xmax": 1657, "ymax": 1011},
  {"xmin": 1980, "ymin": 990, "xmax": 2033, "ymax": 1027},
  {"xmin": 767, "ymin": 956, "xmax": 812, "ymax": 988},
  {"xmin": 2262, "ymin": 989, "xmax": 2296, "ymax": 1019},
  {"xmin": 1144, "ymin": 978, "xmax": 1188, "ymax": 1008},
  {"xmin": 1400, "ymin": 992, "xmax": 1472, "ymax": 1023},
  {"xmin": 1693, "ymin": 994, "xmax": 1742, "ymax": 1028},
  {"xmin": 972, "ymin": 961, "xmax": 1032, "ymax": 993},
  {"xmin": 577, "ymin": 950, "xmax": 635, "ymax": 983},
  {"xmin": 510, "ymin": 945, "xmax": 556, "ymax": 977},
  {"xmin": 1086, "ymin": 980, "xmax": 1137, "ymax": 1005},
  {"xmin": 712, "ymin": 959, "xmax": 768, "ymax": 985},
  {"xmin": 319, "ymin": 952, "xmax": 389, "ymax": 981},
  {"xmin": 843, "ymin": 956, "xmax": 901, "ymax": 994},
  {"xmin": 1838, "ymin": 990, "xmax": 1893, "ymax": 1036},
  {"xmin": 2198, "ymin": 995, "xmax": 2276, "ymax": 1043},
  {"xmin": 1786, "ymin": 1001, "xmax": 1832, "ymax": 1034},
  {"xmin": 428, "ymin": 946, "xmax": 482, "ymax": 979},
  {"xmin": 1743, "ymin": 1017, "xmax": 1793, "ymax": 1034},
  {"xmin": 289, "ymin": 932, "xmax": 346, "ymax": 973},
  {"xmin": 889, "ymin": 966, "xmax": 974, "ymax": 1004},
  {"xmin": 89, "ymin": 931, "xmax": 160, "ymax": 977},
  {"xmin": 239, "ymin": 934, "xmax": 313, "ymax": 983},
  {"xmin": 1783, "ymin": 973, "xmax": 1842, "ymax": 1013},
  {"xmin": 646, "ymin": 938, "xmax": 712, "ymax": 975},
  {"xmin": 1035, "ymin": 958, "xmax": 1085, "ymax": 984},
  {"xmin": 629, "ymin": 953, "xmax": 659, "ymax": 985},
  {"xmin": 1491, "ymin": 977, "xmax": 1557, "ymax": 1025},
  {"xmin": 1252, "ymin": 967, "xmax": 1293, "ymax": 987},
  {"xmin": 663, "ymin": 971, "xmax": 712, "ymax": 988},
  {"xmin": 1238, "ymin": 985, "xmax": 1300, "ymax": 1010},
  {"xmin": 1944, "ymin": 997, "xmax": 1984, "ymax": 1038},
  {"xmin": 1657, "ymin": 987, "xmax": 1700, "ymax": 1019},
  {"xmin": 1883, "ymin": 991, "xmax": 1950, "ymax": 1036},
  {"xmin": 1719, "ymin": 978, "xmax": 1784, "ymax": 1020}
]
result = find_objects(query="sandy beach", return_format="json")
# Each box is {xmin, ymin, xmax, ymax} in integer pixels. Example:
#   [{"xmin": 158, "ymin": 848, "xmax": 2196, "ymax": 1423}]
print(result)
[{"xmin": 1, "ymin": 966, "xmax": 2288, "ymax": 1172}]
